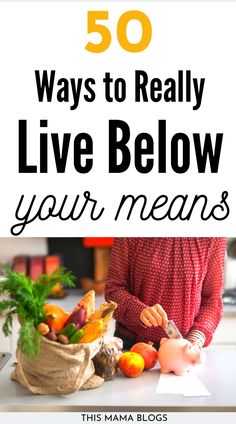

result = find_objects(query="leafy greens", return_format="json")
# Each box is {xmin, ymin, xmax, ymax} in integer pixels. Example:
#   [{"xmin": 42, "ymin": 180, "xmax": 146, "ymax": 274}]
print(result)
[{"xmin": 0, "ymin": 266, "xmax": 75, "ymax": 357}]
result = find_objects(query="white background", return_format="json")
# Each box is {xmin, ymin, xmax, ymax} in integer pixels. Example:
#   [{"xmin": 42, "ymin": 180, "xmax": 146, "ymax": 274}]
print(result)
[
  {"xmin": 1, "ymin": 412, "xmax": 236, "ymax": 423},
  {"xmin": 0, "ymin": 1, "xmax": 236, "ymax": 236}
]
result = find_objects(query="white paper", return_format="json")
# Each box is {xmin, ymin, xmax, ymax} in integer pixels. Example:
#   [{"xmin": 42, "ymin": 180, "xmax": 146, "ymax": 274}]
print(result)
[{"xmin": 156, "ymin": 371, "xmax": 210, "ymax": 397}]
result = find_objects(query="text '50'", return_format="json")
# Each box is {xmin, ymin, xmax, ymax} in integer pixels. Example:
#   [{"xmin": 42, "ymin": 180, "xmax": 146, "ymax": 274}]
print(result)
[{"xmin": 85, "ymin": 10, "xmax": 152, "ymax": 53}]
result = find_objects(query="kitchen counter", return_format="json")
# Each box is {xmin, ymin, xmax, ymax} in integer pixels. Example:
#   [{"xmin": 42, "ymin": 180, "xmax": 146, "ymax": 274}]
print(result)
[
  {"xmin": 0, "ymin": 290, "xmax": 236, "ymax": 412},
  {"xmin": 223, "ymin": 304, "xmax": 236, "ymax": 316},
  {"xmin": 0, "ymin": 347, "xmax": 236, "ymax": 411}
]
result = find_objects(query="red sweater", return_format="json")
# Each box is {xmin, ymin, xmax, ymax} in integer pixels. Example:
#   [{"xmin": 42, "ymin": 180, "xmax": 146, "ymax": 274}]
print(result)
[{"xmin": 105, "ymin": 238, "xmax": 226, "ymax": 346}]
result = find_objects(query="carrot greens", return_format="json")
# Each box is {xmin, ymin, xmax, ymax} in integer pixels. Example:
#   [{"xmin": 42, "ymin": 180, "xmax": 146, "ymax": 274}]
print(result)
[{"xmin": 0, "ymin": 266, "xmax": 75, "ymax": 357}]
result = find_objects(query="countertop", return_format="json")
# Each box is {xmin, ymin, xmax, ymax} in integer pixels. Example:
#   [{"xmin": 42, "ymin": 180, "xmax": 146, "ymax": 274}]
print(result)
[
  {"xmin": 0, "ymin": 290, "xmax": 236, "ymax": 412},
  {"xmin": 222, "ymin": 304, "xmax": 236, "ymax": 316},
  {"xmin": 0, "ymin": 349, "xmax": 236, "ymax": 412}
]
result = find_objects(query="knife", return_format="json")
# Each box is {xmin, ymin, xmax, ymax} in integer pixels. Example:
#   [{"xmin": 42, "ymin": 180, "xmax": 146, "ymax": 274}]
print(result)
[
  {"xmin": 163, "ymin": 320, "xmax": 182, "ymax": 339},
  {"xmin": 0, "ymin": 353, "xmax": 11, "ymax": 371}
]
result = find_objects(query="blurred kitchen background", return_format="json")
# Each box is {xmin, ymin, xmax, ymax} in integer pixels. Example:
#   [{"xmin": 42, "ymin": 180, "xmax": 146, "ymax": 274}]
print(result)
[
  {"xmin": 0, "ymin": 237, "xmax": 114, "ymax": 296},
  {"xmin": 0, "ymin": 237, "xmax": 236, "ymax": 352}
]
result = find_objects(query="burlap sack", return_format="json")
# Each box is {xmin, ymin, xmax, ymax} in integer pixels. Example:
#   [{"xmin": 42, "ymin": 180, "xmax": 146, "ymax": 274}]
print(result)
[{"xmin": 11, "ymin": 336, "xmax": 104, "ymax": 395}]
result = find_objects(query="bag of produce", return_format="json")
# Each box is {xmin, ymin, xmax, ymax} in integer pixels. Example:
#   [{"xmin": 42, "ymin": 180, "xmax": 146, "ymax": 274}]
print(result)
[
  {"xmin": 0, "ymin": 268, "xmax": 117, "ymax": 395},
  {"xmin": 11, "ymin": 337, "xmax": 103, "ymax": 395}
]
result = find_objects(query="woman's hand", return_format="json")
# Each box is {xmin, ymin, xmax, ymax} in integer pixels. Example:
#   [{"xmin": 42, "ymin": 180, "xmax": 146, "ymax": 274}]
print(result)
[{"xmin": 140, "ymin": 304, "xmax": 168, "ymax": 328}]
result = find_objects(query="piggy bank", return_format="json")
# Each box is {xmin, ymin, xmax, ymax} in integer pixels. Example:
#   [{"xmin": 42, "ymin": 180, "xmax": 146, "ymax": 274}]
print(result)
[{"xmin": 158, "ymin": 337, "xmax": 204, "ymax": 376}]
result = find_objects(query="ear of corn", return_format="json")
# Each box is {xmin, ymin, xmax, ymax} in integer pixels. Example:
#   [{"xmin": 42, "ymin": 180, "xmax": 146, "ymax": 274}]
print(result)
[
  {"xmin": 78, "ymin": 319, "xmax": 107, "ymax": 343},
  {"xmin": 89, "ymin": 301, "xmax": 117, "ymax": 323}
]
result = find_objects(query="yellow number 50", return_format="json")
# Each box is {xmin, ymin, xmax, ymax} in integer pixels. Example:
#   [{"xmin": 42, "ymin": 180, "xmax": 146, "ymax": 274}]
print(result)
[{"xmin": 85, "ymin": 10, "xmax": 152, "ymax": 53}]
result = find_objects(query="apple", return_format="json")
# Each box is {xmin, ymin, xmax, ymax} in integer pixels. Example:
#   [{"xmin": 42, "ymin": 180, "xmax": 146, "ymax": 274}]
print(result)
[
  {"xmin": 130, "ymin": 341, "xmax": 158, "ymax": 370},
  {"xmin": 118, "ymin": 352, "xmax": 145, "ymax": 378}
]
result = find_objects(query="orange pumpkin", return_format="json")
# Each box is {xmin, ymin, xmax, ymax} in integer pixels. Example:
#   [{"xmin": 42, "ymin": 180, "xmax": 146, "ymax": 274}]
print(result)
[{"xmin": 42, "ymin": 304, "xmax": 68, "ymax": 332}]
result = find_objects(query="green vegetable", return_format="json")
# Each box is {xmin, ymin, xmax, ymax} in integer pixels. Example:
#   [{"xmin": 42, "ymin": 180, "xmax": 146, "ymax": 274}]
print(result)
[
  {"xmin": 69, "ymin": 328, "xmax": 84, "ymax": 344},
  {"xmin": 0, "ymin": 266, "xmax": 75, "ymax": 357},
  {"xmin": 59, "ymin": 323, "xmax": 77, "ymax": 337}
]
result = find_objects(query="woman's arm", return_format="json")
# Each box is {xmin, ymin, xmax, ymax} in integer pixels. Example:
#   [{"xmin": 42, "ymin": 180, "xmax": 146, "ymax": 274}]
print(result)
[
  {"xmin": 186, "ymin": 238, "xmax": 226, "ymax": 347},
  {"xmin": 105, "ymin": 238, "xmax": 149, "ymax": 333}
]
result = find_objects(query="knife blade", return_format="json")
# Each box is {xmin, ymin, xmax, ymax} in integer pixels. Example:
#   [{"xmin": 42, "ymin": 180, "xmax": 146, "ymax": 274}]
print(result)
[
  {"xmin": 163, "ymin": 320, "xmax": 182, "ymax": 339},
  {"xmin": 0, "ymin": 353, "xmax": 11, "ymax": 371}
]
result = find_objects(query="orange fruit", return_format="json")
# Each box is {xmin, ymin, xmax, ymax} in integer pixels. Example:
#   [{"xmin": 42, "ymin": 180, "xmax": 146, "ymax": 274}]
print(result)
[
  {"xmin": 42, "ymin": 304, "xmax": 68, "ymax": 332},
  {"xmin": 118, "ymin": 352, "xmax": 145, "ymax": 378}
]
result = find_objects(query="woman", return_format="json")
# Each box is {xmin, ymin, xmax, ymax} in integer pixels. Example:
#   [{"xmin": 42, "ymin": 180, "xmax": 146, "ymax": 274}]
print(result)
[{"xmin": 105, "ymin": 238, "xmax": 226, "ymax": 350}]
